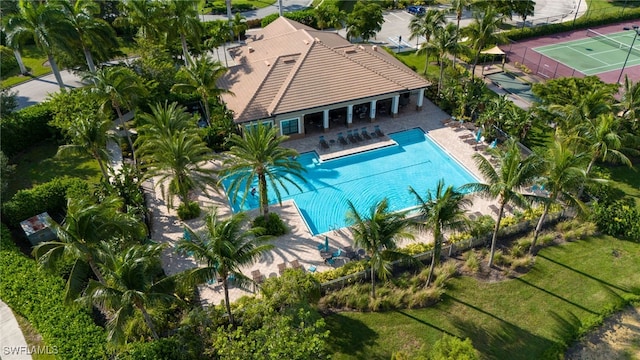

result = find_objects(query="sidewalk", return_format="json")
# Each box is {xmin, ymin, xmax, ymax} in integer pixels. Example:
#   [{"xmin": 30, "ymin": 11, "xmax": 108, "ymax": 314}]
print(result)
[{"xmin": 0, "ymin": 300, "xmax": 32, "ymax": 360}]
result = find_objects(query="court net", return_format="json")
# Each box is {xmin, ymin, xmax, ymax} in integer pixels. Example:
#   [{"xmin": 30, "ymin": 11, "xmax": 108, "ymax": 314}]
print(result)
[{"xmin": 586, "ymin": 29, "xmax": 640, "ymax": 57}]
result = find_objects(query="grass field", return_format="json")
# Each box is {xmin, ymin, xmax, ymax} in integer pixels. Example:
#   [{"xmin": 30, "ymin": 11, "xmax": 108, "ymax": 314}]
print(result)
[
  {"xmin": 6, "ymin": 140, "xmax": 102, "ymax": 198},
  {"xmin": 1, "ymin": 46, "xmax": 51, "ymax": 88},
  {"xmin": 326, "ymin": 235, "xmax": 640, "ymax": 359}
]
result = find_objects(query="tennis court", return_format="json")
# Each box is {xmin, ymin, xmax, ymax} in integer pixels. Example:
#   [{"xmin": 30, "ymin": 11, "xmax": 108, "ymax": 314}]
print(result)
[{"xmin": 533, "ymin": 29, "xmax": 640, "ymax": 76}]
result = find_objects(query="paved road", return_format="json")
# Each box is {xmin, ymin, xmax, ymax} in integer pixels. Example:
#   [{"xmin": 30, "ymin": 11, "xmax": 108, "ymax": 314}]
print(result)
[{"xmin": 0, "ymin": 300, "xmax": 32, "ymax": 360}]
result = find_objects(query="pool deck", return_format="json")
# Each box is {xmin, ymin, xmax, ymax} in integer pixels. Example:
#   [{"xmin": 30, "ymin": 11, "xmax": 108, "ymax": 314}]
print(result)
[{"xmin": 148, "ymin": 98, "xmax": 506, "ymax": 307}]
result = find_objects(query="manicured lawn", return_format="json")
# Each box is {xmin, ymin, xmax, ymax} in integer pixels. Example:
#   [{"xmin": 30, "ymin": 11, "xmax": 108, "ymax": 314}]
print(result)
[
  {"xmin": 6, "ymin": 140, "xmax": 102, "ymax": 198},
  {"xmin": 326, "ymin": 235, "xmax": 640, "ymax": 359},
  {"xmin": 603, "ymin": 164, "xmax": 640, "ymax": 208},
  {"xmin": 1, "ymin": 45, "xmax": 51, "ymax": 88},
  {"xmin": 394, "ymin": 50, "xmax": 441, "ymax": 79}
]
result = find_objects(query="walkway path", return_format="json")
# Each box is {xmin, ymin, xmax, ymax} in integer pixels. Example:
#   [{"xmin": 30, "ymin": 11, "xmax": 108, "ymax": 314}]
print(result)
[{"xmin": 0, "ymin": 300, "xmax": 32, "ymax": 360}]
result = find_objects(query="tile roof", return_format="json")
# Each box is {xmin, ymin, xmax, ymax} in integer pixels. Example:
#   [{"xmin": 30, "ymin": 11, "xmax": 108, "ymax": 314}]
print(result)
[{"xmin": 218, "ymin": 17, "xmax": 430, "ymax": 123}]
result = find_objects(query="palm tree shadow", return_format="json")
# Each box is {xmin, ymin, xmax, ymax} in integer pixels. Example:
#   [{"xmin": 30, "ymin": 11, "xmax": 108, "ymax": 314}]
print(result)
[
  {"xmin": 447, "ymin": 295, "xmax": 556, "ymax": 359},
  {"xmin": 324, "ymin": 313, "xmax": 379, "ymax": 359}
]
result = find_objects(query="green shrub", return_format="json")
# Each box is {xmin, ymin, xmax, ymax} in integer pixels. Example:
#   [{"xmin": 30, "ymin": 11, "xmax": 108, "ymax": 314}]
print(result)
[
  {"xmin": 463, "ymin": 251, "xmax": 480, "ymax": 273},
  {"xmin": 429, "ymin": 335, "xmax": 479, "ymax": 360},
  {"xmin": 0, "ymin": 45, "xmax": 19, "ymax": 75},
  {"xmin": 591, "ymin": 200, "xmax": 640, "ymax": 241},
  {"xmin": 252, "ymin": 212, "xmax": 287, "ymax": 236},
  {"xmin": 0, "ymin": 224, "xmax": 106, "ymax": 359},
  {"xmin": 448, "ymin": 232, "xmax": 472, "ymax": 243},
  {"xmin": 499, "ymin": 215, "xmax": 518, "ymax": 228},
  {"xmin": 492, "ymin": 249, "xmax": 506, "ymax": 266},
  {"xmin": 177, "ymin": 201, "xmax": 201, "ymax": 220},
  {"xmin": 1, "ymin": 177, "xmax": 90, "ymax": 227},
  {"xmin": 313, "ymin": 258, "xmax": 368, "ymax": 283},
  {"xmin": 261, "ymin": 9, "xmax": 317, "ymax": 28},
  {"xmin": 469, "ymin": 215, "xmax": 495, "ymax": 238},
  {"xmin": 121, "ymin": 336, "xmax": 194, "ymax": 360},
  {"xmin": 0, "ymin": 102, "xmax": 58, "ymax": 157},
  {"xmin": 398, "ymin": 242, "xmax": 433, "ymax": 255}
]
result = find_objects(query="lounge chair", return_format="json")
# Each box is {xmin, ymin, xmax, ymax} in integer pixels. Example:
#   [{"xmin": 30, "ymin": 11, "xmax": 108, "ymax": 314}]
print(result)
[
  {"xmin": 337, "ymin": 132, "xmax": 348, "ymax": 145},
  {"xmin": 319, "ymin": 135, "xmax": 330, "ymax": 150},
  {"xmin": 374, "ymin": 125, "xmax": 384, "ymax": 137},
  {"xmin": 361, "ymin": 127, "xmax": 372, "ymax": 140},
  {"xmin": 277, "ymin": 262, "xmax": 287, "ymax": 275},
  {"xmin": 332, "ymin": 248, "xmax": 343, "ymax": 258},
  {"xmin": 347, "ymin": 130, "xmax": 357, "ymax": 143},
  {"xmin": 353, "ymin": 130, "xmax": 363, "ymax": 142},
  {"xmin": 308, "ymin": 265, "xmax": 317, "ymax": 273}
]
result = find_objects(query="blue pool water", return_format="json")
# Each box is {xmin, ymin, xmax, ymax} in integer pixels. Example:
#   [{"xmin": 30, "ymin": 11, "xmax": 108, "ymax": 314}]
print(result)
[{"xmin": 224, "ymin": 128, "xmax": 478, "ymax": 235}]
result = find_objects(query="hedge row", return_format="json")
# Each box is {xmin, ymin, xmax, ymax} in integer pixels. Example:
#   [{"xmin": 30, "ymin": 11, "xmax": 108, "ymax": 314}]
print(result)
[
  {"xmin": 505, "ymin": 7, "xmax": 640, "ymax": 42},
  {"xmin": 0, "ymin": 102, "xmax": 59, "ymax": 157},
  {"xmin": 0, "ymin": 224, "xmax": 106, "ymax": 359},
  {"xmin": 1, "ymin": 177, "xmax": 90, "ymax": 228}
]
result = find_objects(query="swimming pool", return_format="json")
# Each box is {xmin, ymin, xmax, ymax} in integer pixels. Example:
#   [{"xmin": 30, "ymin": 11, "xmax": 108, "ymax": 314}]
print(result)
[{"xmin": 224, "ymin": 128, "xmax": 478, "ymax": 235}]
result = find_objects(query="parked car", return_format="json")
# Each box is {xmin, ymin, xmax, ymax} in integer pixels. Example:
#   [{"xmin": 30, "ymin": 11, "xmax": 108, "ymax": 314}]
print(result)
[{"xmin": 406, "ymin": 5, "xmax": 426, "ymax": 16}]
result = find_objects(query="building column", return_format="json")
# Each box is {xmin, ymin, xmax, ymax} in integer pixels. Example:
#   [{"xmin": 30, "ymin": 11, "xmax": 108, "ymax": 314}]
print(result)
[
  {"xmin": 346, "ymin": 104, "xmax": 353, "ymax": 128},
  {"xmin": 416, "ymin": 89, "xmax": 424, "ymax": 111},
  {"xmin": 323, "ymin": 109, "xmax": 329, "ymax": 132},
  {"xmin": 369, "ymin": 100, "xmax": 377, "ymax": 121},
  {"xmin": 299, "ymin": 114, "xmax": 305, "ymax": 135},
  {"xmin": 391, "ymin": 95, "xmax": 400, "ymax": 118}
]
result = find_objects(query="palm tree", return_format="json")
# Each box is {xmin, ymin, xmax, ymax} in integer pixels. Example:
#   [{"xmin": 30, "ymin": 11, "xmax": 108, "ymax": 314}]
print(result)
[
  {"xmin": 574, "ymin": 113, "xmax": 634, "ymax": 199},
  {"xmin": 461, "ymin": 139, "xmax": 541, "ymax": 267},
  {"xmin": 136, "ymin": 101, "xmax": 197, "ymax": 139},
  {"xmin": 409, "ymin": 9, "xmax": 446, "ymax": 75},
  {"xmin": 32, "ymin": 196, "xmax": 146, "ymax": 302},
  {"xmin": 81, "ymin": 242, "xmax": 178, "ymax": 344},
  {"xmin": 205, "ymin": 20, "xmax": 231, "ymax": 67},
  {"xmin": 530, "ymin": 138, "xmax": 586, "ymax": 253},
  {"xmin": 450, "ymin": 0, "xmax": 473, "ymax": 68},
  {"xmin": 410, "ymin": 180, "xmax": 470, "ymax": 287},
  {"xmin": 463, "ymin": 6, "xmax": 506, "ymax": 78},
  {"xmin": 176, "ymin": 209, "xmax": 274, "ymax": 324},
  {"xmin": 4, "ymin": 0, "xmax": 74, "ymax": 89},
  {"xmin": 83, "ymin": 66, "xmax": 148, "ymax": 168},
  {"xmin": 138, "ymin": 130, "xmax": 216, "ymax": 211},
  {"xmin": 549, "ymin": 87, "xmax": 612, "ymax": 133},
  {"xmin": 430, "ymin": 23, "xmax": 461, "ymax": 94},
  {"xmin": 314, "ymin": 3, "xmax": 346, "ymax": 31},
  {"xmin": 231, "ymin": 12, "xmax": 247, "ymax": 42},
  {"xmin": 346, "ymin": 198, "xmax": 416, "ymax": 298},
  {"xmin": 56, "ymin": 0, "xmax": 119, "ymax": 73},
  {"xmin": 219, "ymin": 124, "xmax": 305, "ymax": 216},
  {"xmin": 115, "ymin": 0, "xmax": 166, "ymax": 41},
  {"xmin": 617, "ymin": 75, "xmax": 639, "ymax": 132},
  {"xmin": 168, "ymin": 0, "xmax": 202, "ymax": 65},
  {"xmin": 172, "ymin": 55, "xmax": 228, "ymax": 126},
  {"xmin": 57, "ymin": 115, "xmax": 116, "ymax": 180}
]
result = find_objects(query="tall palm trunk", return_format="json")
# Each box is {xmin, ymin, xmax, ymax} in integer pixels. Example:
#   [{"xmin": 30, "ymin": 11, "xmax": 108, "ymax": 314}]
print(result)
[
  {"xmin": 223, "ymin": 277, "xmax": 234, "ymax": 325},
  {"xmin": 82, "ymin": 46, "xmax": 96, "ymax": 73},
  {"xmin": 115, "ymin": 106, "xmax": 137, "ymax": 168},
  {"xmin": 13, "ymin": 49, "xmax": 28, "ymax": 74},
  {"xmin": 258, "ymin": 172, "xmax": 268, "ymax": 216},
  {"xmin": 47, "ymin": 53, "xmax": 65, "ymax": 90},
  {"xmin": 370, "ymin": 266, "xmax": 376, "ymax": 298},
  {"xmin": 488, "ymin": 200, "xmax": 506, "ymax": 267},
  {"xmin": 92, "ymin": 149, "xmax": 109, "ymax": 180},
  {"xmin": 202, "ymin": 94, "xmax": 211, "ymax": 126},
  {"xmin": 88, "ymin": 258, "xmax": 107, "ymax": 285},
  {"xmin": 137, "ymin": 303, "xmax": 160, "ymax": 340},
  {"xmin": 424, "ymin": 49, "xmax": 430, "ymax": 75},
  {"xmin": 426, "ymin": 230, "xmax": 441, "ymax": 287},
  {"xmin": 452, "ymin": 15, "xmax": 461, "ymax": 68},
  {"xmin": 180, "ymin": 33, "xmax": 190, "ymax": 66},
  {"xmin": 577, "ymin": 157, "xmax": 597, "ymax": 199},
  {"xmin": 471, "ymin": 49, "xmax": 481, "ymax": 78},
  {"xmin": 438, "ymin": 58, "xmax": 445, "ymax": 95},
  {"xmin": 530, "ymin": 202, "xmax": 550, "ymax": 254}
]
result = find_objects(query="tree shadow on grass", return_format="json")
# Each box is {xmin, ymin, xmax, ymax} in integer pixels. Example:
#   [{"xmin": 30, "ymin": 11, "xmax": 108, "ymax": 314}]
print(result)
[
  {"xmin": 446, "ymin": 294, "xmax": 557, "ymax": 359},
  {"xmin": 324, "ymin": 313, "xmax": 379, "ymax": 359}
]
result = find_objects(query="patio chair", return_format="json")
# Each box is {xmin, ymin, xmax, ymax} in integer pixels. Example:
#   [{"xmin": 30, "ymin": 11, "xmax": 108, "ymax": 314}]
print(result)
[
  {"xmin": 332, "ymin": 248, "xmax": 343, "ymax": 258},
  {"xmin": 347, "ymin": 130, "xmax": 357, "ymax": 143},
  {"xmin": 374, "ymin": 125, "xmax": 384, "ymax": 137},
  {"xmin": 308, "ymin": 265, "xmax": 317, "ymax": 273},
  {"xmin": 361, "ymin": 127, "xmax": 372, "ymax": 140},
  {"xmin": 290, "ymin": 259, "xmax": 303, "ymax": 271},
  {"xmin": 317, "ymin": 243, "xmax": 325, "ymax": 251},
  {"xmin": 319, "ymin": 135, "xmax": 330, "ymax": 150},
  {"xmin": 353, "ymin": 130, "xmax": 363, "ymax": 142},
  {"xmin": 326, "ymin": 258, "xmax": 336, "ymax": 266},
  {"xmin": 277, "ymin": 262, "xmax": 287, "ymax": 275},
  {"xmin": 337, "ymin": 132, "xmax": 348, "ymax": 145}
]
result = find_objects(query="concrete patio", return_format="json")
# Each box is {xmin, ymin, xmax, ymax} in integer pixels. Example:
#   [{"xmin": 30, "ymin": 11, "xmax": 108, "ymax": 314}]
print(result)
[{"xmin": 148, "ymin": 98, "xmax": 502, "ymax": 306}]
